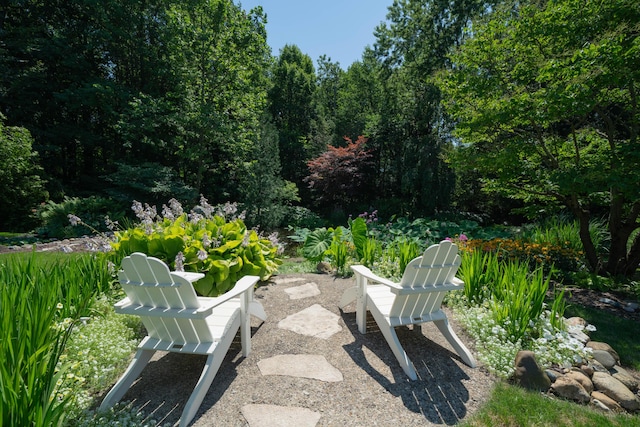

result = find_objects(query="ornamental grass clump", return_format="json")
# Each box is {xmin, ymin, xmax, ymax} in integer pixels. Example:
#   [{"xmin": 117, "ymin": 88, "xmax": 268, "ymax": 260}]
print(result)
[{"xmin": 110, "ymin": 197, "xmax": 282, "ymax": 297}]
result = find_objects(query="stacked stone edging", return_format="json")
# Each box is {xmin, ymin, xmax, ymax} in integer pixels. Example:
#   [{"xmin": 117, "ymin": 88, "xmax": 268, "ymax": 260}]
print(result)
[{"xmin": 513, "ymin": 317, "xmax": 640, "ymax": 413}]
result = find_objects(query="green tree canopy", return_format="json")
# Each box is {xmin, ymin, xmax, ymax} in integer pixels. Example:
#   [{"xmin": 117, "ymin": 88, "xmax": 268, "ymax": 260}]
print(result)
[
  {"xmin": 440, "ymin": 0, "xmax": 640, "ymax": 276},
  {"xmin": 0, "ymin": 115, "xmax": 47, "ymax": 230},
  {"xmin": 268, "ymin": 45, "xmax": 316, "ymax": 195}
]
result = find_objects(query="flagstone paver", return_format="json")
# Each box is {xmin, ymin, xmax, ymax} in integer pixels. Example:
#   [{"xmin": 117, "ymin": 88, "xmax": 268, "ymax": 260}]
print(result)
[
  {"xmin": 277, "ymin": 304, "xmax": 342, "ymax": 339},
  {"xmin": 257, "ymin": 354, "xmax": 343, "ymax": 382},
  {"xmin": 273, "ymin": 277, "xmax": 307, "ymax": 285},
  {"xmin": 283, "ymin": 282, "xmax": 320, "ymax": 299},
  {"xmin": 241, "ymin": 404, "xmax": 321, "ymax": 427}
]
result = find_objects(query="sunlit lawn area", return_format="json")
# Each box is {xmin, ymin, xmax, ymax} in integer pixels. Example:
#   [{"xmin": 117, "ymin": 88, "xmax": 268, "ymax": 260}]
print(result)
[{"xmin": 460, "ymin": 381, "xmax": 640, "ymax": 427}]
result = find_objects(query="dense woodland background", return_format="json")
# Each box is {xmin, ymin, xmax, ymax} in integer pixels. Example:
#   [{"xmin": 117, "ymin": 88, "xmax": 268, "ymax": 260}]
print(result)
[{"xmin": 1, "ymin": 0, "xmax": 639, "ymax": 276}]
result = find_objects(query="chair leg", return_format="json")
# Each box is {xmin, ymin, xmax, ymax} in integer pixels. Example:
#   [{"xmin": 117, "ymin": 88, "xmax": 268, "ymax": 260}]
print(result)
[
  {"xmin": 338, "ymin": 286, "xmax": 357, "ymax": 309},
  {"xmin": 100, "ymin": 348, "xmax": 155, "ymax": 410},
  {"xmin": 179, "ymin": 320, "xmax": 239, "ymax": 427},
  {"xmin": 369, "ymin": 308, "xmax": 417, "ymax": 380},
  {"xmin": 179, "ymin": 352, "xmax": 226, "ymax": 427},
  {"xmin": 249, "ymin": 300, "xmax": 267, "ymax": 322},
  {"xmin": 434, "ymin": 318, "xmax": 477, "ymax": 368}
]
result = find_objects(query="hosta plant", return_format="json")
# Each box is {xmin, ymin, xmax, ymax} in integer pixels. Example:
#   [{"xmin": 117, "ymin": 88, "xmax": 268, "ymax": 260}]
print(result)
[{"xmin": 110, "ymin": 199, "xmax": 282, "ymax": 297}]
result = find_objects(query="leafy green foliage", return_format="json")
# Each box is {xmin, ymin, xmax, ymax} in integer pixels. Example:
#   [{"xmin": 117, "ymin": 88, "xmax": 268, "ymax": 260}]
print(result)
[
  {"xmin": 111, "ymin": 201, "xmax": 282, "ymax": 296},
  {"xmin": 240, "ymin": 119, "xmax": 301, "ymax": 229},
  {"xmin": 440, "ymin": 0, "xmax": 640, "ymax": 276},
  {"xmin": 0, "ymin": 115, "xmax": 47, "ymax": 231},
  {"xmin": 0, "ymin": 252, "xmax": 111, "ymax": 426},
  {"xmin": 1, "ymin": 0, "xmax": 272, "ymax": 231},
  {"xmin": 300, "ymin": 217, "xmax": 368, "ymax": 274},
  {"xmin": 458, "ymin": 250, "xmax": 497, "ymax": 305},
  {"xmin": 268, "ymin": 45, "xmax": 316, "ymax": 191},
  {"xmin": 301, "ymin": 228, "xmax": 334, "ymax": 263},
  {"xmin": 102, "ymin": 162, "xmax": 197, "ymax": 209}
]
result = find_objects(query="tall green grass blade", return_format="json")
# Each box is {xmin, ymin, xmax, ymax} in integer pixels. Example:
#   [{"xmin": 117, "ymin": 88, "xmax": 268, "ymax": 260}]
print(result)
[{"xmin": 0, "ymin": 251, "xmax": 110, "ymax": 426}]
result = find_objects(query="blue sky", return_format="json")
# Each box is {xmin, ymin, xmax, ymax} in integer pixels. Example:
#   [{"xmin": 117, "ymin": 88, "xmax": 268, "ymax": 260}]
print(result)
[{"xmin": 237, "ymin": 0, "xmax": 393, "ymax": 68}]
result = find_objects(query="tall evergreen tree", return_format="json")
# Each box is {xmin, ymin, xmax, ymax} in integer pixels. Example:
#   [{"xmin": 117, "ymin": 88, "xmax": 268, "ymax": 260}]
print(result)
[{"xmin": 268, "ymin": 45, "xmax": 316, "ymax": 197}]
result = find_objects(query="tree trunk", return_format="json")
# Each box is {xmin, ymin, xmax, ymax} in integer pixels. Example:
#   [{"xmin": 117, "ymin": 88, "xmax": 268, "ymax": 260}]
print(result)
[
  {"xmin": 565, "ymin": 195, "xmax": 600, "ymax": 273},
  {"xmin": 606, "ymin": 198, "xmax": 640, "ymax": 276}
]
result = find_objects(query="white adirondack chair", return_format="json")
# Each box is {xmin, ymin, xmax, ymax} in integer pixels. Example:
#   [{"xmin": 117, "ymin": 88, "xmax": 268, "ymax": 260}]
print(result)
[
  {"xmin": 99, "ymin": 252, "xmax": 267, "ymax": 427},
  {"xmin": 339, "ymin": 240, "xmax": 476, "ymax": 380}
]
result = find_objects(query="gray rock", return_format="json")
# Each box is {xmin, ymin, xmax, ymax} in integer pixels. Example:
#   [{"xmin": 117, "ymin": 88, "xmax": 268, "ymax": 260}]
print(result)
[
  {"xmin": 551, "ymin": 375, "xmax": 591, "ymax": 403},
  {"xmin": 586, "ymin": 341, "xmax": 620, "ymax": 364},
  {"xmin": 241, "ymin": 404, "xmax": 321, "ymax": 427},
  {"xmin": 579, "ymin": 364, "xmax": 594, "ymax": 377},
  {"xmin": 609, "ymin": 365, "xmax": 639, "ymax": 392},
  {"xmin": 591, "ymin": 349, "xmax": 617, "ymax": 369},
  {"xmin": 599, "ymin": 297, "xmax": 621, "ymax": 308},
  {"xmin": 545, "ymin": 369, "xmax": 561, "ymax": 383},
  {"xmin": 569, "ymin": 330, "xmax": 590, "ymax": 344},
  {"xmin": 316, "ymin": 262, "xmax": 333, "ymax": 274},
  {"xmin": 588, "ymin": 358, "xmax": 609, "ymax": 373},
  {"xmin": 257, "ymin": 354, "xmax": 343, "ymax": 382},
  {"xmin": 591, "ymin": 398, "xmax": 611, "ymax": 412},
  {"xmin": 565, "ymin": 317, "xmax": 587, "ymax": 328},
  {"xmin": 591, "ymin": 391, "xmax": 622, "ymax": 412},
  {"xmin": 513, "ymin": 350, "xmax": 551, "ymax": 392},
  {"xmin": 592, "ymin": 371, "xmax": 640, "ymax": 411}
]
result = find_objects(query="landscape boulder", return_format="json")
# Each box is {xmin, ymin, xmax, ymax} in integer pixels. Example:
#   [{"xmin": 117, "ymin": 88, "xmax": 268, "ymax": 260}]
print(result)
[
  {"xmin": 550, "ymin": 375, "xmax": 591, "ymax": 403},
  {"xmin": 591, "ymin": 371, "xmax": 640, "ymax": 412},
  {"xmin": 513, "ymin": 350, "xmax": 551, "ymax": 391}
]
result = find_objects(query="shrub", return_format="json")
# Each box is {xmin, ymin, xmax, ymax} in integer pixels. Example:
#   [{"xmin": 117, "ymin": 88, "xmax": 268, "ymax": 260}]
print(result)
[
  {"xmin": 0, "ymin": 115, "xmax": 48, "ymax": 232},
  {"xmin": 110, "ymin": 198, "xmax": 282, "ymax": 297},
  {"xmin": 60, "ymin": 303, "xmax": 141, "ymax": 419},
  {"xmin": 102, "ymin": 161, "xmax": 197, "ymax": 208},
  {"xmin": 36, "ymin": 196, "xmax": 126, "ymax": 239}
]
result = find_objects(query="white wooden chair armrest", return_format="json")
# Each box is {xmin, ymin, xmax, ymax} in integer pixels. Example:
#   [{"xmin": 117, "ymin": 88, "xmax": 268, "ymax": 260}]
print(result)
[
  {"xmin": 351, "ymin": 265, "xmax": 402, "ymax": 290},
  {"xmin": 173, "ymin": 271, "xmax": 206, "ymax": 283},
  {"xmin": 194, "ymin": 275, "xmax": 260, "ymax": 311}
]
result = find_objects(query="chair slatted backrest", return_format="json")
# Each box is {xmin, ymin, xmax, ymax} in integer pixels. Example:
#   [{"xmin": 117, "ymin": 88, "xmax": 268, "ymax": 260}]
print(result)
[
  {"xmin": 390, "ymin": 240, "xmax": 461, "ymax": 319},
  {"xmin": 118, "ymin": 252, "xmax": 213, "ymax": 344}
]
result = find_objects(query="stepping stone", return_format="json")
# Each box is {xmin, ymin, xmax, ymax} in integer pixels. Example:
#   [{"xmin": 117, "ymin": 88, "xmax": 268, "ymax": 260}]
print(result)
[
  {"xmin": 284, "ymin": 282, "xmax": 320, "ymax": 300},
  {"xmin": 241, "ymin": 404, "xmax": 321, "ymax": 427},
  {"xmin": 278, "ymin": 304, "xmax": 342, "ymax": 339},
  {"xmin": 273, "ymin": 277, "xmax": 306, "ymax": 285},
  {"xmin": 258, "ymin": 354, "xmax": 343, "ymax": 382}
]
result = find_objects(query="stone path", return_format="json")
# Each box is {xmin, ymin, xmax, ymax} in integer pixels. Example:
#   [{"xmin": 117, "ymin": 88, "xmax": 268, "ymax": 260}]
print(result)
[{"xmin": 242, "ymin": 278, "xmax": 344, "ymax": 426}]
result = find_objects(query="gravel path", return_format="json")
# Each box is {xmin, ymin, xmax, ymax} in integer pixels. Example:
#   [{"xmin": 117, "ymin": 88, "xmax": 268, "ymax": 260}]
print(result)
[{"xmin": 104, "ymin": 273, "xmax": 496, "ymax": 427}]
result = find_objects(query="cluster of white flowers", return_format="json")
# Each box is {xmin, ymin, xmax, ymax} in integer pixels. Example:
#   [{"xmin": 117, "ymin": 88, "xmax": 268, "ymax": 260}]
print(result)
[
  {"xmin": 528, "ymin": 311, "xmax": 594, "ymax": 369},
  {"xmin": 453, "ymin": 303, "xmax": 522, "ymax": 378}
]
